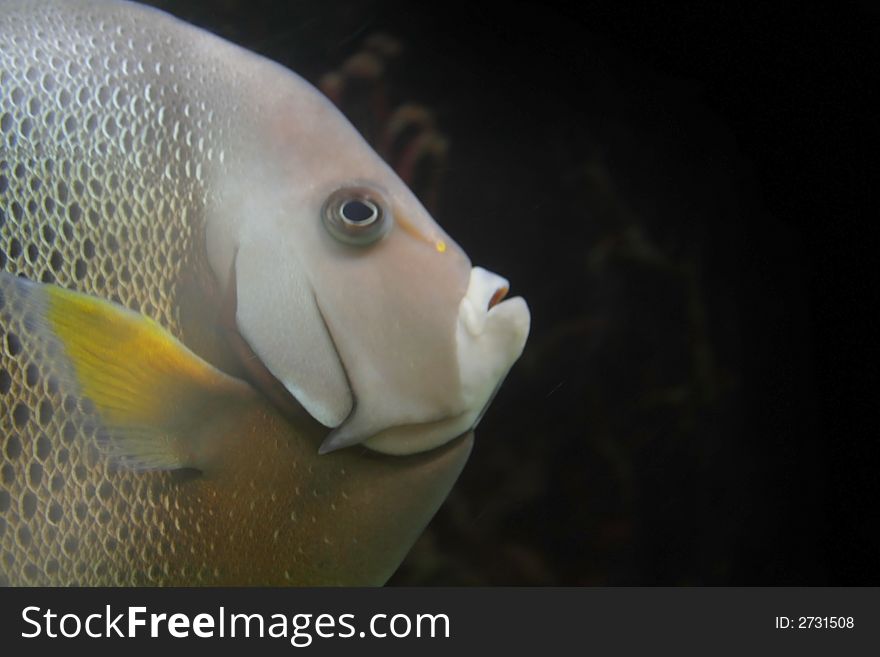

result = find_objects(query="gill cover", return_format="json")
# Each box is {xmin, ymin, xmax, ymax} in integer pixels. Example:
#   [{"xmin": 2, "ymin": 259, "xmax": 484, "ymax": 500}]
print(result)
[{"xmin": 234, "ymin": 225, "xmax": 353, "ymax": 428}]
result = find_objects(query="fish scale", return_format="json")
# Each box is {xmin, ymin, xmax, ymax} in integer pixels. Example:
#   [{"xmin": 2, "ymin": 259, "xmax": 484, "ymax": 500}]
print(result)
[
  {"xmin": 3, "ymin": 271, "xmax": 185, "ymax": 585},
  {"xmin": 0, "ymin": 0, "xmax": 238, "ymax": 585}
]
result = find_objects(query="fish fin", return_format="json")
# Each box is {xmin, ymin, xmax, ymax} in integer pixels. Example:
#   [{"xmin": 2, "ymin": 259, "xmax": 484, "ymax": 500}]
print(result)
[
  {"xmin": 2, "ymin": 272, "xmax": 254, "ymax": 471},
  {"xmin": 318, "ymin": 426, "xmax": 365, "ymax": 455},
  {"xmin": 95, "ymin": 426, "xmax": 187, "ymax": 472}
]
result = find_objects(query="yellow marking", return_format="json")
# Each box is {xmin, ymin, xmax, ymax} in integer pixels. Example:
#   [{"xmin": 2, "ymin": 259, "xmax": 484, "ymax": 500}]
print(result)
[
  {"xmin": 395, "ymin": 209, "xmax": 447, "ymax": 254},
  {"xmin": 44, "ymin": 284, "xmax": 240, "ymax": 429}
]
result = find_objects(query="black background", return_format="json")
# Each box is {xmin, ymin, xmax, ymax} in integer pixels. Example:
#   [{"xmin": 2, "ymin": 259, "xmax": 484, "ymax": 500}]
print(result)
[{"xmin": 141, "ymin": 1, "xmax": 877, "ymax": 585}]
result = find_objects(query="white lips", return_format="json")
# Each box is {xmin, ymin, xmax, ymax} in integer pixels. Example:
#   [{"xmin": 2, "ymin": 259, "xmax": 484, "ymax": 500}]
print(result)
[
  {"xmin": 460, "ymin": 267, "xmax": 510, "ymax": 336},
  {"xmin": 455, "ymin": 266, "xmax": 530, "ymax": 426}
]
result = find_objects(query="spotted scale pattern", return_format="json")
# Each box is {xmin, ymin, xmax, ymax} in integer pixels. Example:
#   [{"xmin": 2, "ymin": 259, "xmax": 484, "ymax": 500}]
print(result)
[{"xmin": 0, "ymin": 0, "xmax": 231, "ymax": 585}]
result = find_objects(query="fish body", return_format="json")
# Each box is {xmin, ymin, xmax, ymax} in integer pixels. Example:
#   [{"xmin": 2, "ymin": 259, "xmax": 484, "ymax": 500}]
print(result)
[{"xmin": 0, "ymin": 0, "xmax": 528, "ymax": 585}]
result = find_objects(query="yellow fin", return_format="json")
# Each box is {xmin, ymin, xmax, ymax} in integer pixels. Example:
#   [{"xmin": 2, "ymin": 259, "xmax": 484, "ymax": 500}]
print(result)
[{"xmin": 4, "ymin": 272, "xmax": 253, "ymax": 471}]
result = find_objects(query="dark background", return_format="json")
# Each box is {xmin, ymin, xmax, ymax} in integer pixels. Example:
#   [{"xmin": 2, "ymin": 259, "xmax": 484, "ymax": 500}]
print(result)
[{"xmin": 144, "ymin": 1, "xmax": 877, "ymax": 584}]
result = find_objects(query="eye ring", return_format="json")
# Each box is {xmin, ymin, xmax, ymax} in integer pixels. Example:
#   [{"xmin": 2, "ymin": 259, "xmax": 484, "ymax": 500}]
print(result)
[
  {"xmin": 322, "ymin": 186, "xmax": 392, "ymax": 246},
  {"xmin": 340, "ymin": 198, "xmax": 380, "ymax": 226}
]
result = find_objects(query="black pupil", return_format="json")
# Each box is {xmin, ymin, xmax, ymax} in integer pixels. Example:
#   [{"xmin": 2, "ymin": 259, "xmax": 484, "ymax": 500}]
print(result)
[{"xmin": 341, "ymin": 199, "xmax": 376, "ymax": 224}]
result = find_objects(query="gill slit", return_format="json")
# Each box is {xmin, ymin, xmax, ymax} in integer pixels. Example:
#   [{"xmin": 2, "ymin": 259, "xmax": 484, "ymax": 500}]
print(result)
[{"xmin": 312, "ymin": 290, "xmax": 357, "ymax": 426}]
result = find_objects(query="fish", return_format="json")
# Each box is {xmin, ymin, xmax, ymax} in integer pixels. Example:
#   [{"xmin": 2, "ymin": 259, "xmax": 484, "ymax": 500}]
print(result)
[{"xmin": 0, "ymin": 0, "xmax": 530, "ymax": 585}]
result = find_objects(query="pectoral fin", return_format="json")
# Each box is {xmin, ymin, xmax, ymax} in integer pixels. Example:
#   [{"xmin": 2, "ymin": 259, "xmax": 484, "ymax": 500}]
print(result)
[{"xmin": 2, "ymin": 272, "xmax": 254, "ymax": 471}]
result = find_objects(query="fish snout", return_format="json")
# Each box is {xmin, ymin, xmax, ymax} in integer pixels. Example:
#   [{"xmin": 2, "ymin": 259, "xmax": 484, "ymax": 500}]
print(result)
[
  {"xmin": 460, "ymin": 266, "xmax": 516, "ymax": 337},
  {"xmin": 455, "ymin": 266, "xmax": 530, "ymax": 426}
]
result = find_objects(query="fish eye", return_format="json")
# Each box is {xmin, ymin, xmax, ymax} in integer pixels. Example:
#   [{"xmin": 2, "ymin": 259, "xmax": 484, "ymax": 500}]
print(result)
[{"xmin": 322, "ymin": 186, "xmax": 392, "ymax": 246}]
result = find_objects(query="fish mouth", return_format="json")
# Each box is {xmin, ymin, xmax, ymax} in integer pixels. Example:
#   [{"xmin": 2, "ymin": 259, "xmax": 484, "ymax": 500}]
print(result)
[
  {"xmin": 459, "ymin": 267, "xmax": 521, "ymax": 338},
  {"xmin": 455, "ymin": 266, "xmax": 530, "ymax": 425},
  {"xmin": 489, "ymin": 284, "xmax": 509, "ymax": 310}
]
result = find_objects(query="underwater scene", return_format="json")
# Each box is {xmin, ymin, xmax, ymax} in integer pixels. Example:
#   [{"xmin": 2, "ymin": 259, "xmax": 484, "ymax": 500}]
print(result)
[{"xmin": 1, "ymin": 1, "xmax": 870, "ymax": 585}]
